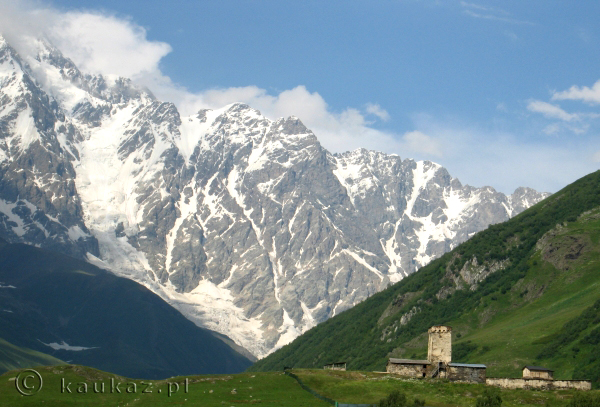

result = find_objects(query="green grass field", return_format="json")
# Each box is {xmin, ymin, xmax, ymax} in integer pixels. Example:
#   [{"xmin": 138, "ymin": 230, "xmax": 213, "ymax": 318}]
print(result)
[
  {"xmin": 0, "ymin": 364, "xmax": 330, "ymax": 407},
  {"xmin": 2, "ymin": 365, "xmax": 598, "ymax": 407},
  {"xmin": 291, "ymin": 369, "xmax": 598, "ymax": 407}
]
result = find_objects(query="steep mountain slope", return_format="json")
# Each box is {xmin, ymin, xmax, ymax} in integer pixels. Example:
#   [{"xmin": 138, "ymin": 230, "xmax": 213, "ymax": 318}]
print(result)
[
  {"xmin": 250, "ymin": 170, "xmax": 600, "ymax": 388},
  {"xmin": 0, "ymin": 35, "xmax": 548, "ymax": 357},
  {"xmin": 0, "ymin": 237, "xmax": 252, "ymax": 379},
  {"xmin": 0, "ymin": 337, "xmax": 64, "ymax": 374}
]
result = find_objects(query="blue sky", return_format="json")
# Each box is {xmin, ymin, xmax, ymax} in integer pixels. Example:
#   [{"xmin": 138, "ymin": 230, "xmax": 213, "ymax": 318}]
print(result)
[{"xmin": 1, "ymin": 0, "xmax": 599, "ymax": 194}]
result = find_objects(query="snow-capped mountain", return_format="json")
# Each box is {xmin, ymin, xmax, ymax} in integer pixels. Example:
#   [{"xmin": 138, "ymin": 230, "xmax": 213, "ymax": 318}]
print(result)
[{"xmin": 0, "ymin": 35, "xmax": 549, "ymax": 358}]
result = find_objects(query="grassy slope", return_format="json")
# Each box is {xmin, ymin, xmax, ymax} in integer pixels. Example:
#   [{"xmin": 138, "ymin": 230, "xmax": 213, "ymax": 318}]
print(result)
[
  {"xmin": 0, "ymin": 337, "xmax": 64, "ymax": 374},
  {"xmin": 1, "ymin": 365, "xmax": 597, "ymax": 407},
  {"xmin": 0, "ymin": 365, "xmax": 330, "ymax": 407},
  {"xmin": 250, "ymin": 170, "xmax": 600, "ymax": 388}
]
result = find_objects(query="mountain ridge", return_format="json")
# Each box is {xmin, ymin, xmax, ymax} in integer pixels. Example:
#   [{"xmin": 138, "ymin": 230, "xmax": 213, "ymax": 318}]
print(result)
[{"xmin": 0, "ymin": 34, "xmax": 549, "ymax": 357}]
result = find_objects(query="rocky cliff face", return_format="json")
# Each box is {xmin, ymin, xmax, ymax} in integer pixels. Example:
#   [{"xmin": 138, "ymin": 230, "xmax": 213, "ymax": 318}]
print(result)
[{"xmin": 0, "ymin": 36, "xmax": 550, "ymax": 357}]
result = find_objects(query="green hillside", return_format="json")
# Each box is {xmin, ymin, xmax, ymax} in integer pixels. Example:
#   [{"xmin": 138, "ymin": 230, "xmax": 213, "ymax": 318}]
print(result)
[
  {"xmin": 250, "ymin": 170, "xmax": 600, "ymax": 388},
  {"xmin": 0, "ymin": 337, "xmax": 64, "ymax": 374}
]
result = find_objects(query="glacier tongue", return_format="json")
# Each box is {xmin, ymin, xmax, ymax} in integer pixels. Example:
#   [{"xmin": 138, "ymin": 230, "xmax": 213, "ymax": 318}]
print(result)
[{"xmin": 0, "ymin": 36, "xmax": 551, "ymax": 358}]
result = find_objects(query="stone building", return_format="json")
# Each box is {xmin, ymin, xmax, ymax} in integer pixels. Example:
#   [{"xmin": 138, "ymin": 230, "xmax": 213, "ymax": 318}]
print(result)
[
  {"xmin": 428, "ymin": 325, "xmax": 452, "ymax": 364},
  {"xmin": 324, "ymin": 362, "xmax": 347, "ymax": 371},
  {"xmin": 386, "ymin": 325, "xmax": 487, "ymax": 383},
  {"xmin": 448, "ymin": 363, "xmax": 487, "ymax": 383},
  {"xmin": 383, "ymin": 325, "xmax": 591, "ymax": 389},
  {"xmin": 386, "ymin": 359, "xmax": 429, "ymax": 378},
  {"xmin": 522, "ymin": 366, "xmax": 553, "ymax": 380}
]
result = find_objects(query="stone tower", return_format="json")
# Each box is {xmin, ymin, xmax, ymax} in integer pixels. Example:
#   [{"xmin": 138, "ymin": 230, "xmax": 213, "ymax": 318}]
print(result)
[{"xmin": 428, "ymin": 325, "xmax": 452, "ymax": 363}]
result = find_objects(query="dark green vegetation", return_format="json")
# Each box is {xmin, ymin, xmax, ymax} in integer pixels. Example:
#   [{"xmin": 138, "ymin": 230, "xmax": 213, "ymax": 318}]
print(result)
[
  {"xmin": 0, "ymin": 337, "xmax": 64, "ymax": 373},
  {"xmin": 378, "ymin": 390, "xmax": 425, "ymax": 407},
  {"xmin": 251, "ymin": 170, "xmax": 600, "ymax": 389},
  {"xmin": 0, "ymin": 365, "xmax": 330, "ymax": 407},
  {"xmin": 568, "ymin": 392, "xmax": 600, "ymax": 407},
  {"xmin": 476, "ymin": 389, "xmax": 502, "ymax": 407},
  {"xmin": 0, "ymin": 238, "xmax": 251, "ymax": 378}
]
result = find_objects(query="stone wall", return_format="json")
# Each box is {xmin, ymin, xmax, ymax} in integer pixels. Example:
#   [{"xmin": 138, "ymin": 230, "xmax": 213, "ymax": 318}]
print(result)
[
  {"xmin": 387, "ymin": 363, "xmax": 426, "ymax": 378},
  {"xmin": 448, "ymin": 366, "xmax": 486, "ymax": 383},
  {"xmin": 553, "ymin": 380, "xmax": 593, "ymax": 390},
  {"xmin": 486, "ymin": 378, "xmax": 591, "ymax": 391}
]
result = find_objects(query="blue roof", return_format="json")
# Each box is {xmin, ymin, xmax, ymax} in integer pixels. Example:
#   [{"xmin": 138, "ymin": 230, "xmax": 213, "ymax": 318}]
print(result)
[
  {"xmin": 388, "ymin": 358, "xmax": 430, "ymax": 365},
  {"xmin": 449, "ymin": 363, "xmax": 487, "ymax": 368}
]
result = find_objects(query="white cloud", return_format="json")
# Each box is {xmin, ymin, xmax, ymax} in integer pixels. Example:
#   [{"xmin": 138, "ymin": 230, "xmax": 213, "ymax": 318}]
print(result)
[
  {"xmin": 527, "ymin": 100, "xmax": 579, "ymax": 121},
  {"xmin": 0, "ymin": 0, "xmax": 171, "ymax": 80},
  {"xmin": 407, "ymin": 114, "xmax": 600, "ymax": 194},
  {"xmin": 49, "ymin": 12, "xmax": 172, "ymax": 79},
  {"xmin": 365, "ymin": 103, "xmax": 390, "ymax": 121},
  {"xmin": 594, "ymin": 150, "xmax": 600, "ymax": 163},
  {"xmin": 552, "ymin": 80, "xmax": 600, "ymax": 105},
  {"xmin": 402, "ymin": 131, "xmax": 443, "ymax": 157},
  {"xmin": 543, "ymin": 123, "xmax": 561, "ymax": 135},
  {"xmin": 460, "ymin": 2, "xmax": 509, "ymax": 16},
  {"xmin": 460, "ymin": 2, "xmax": 535, "ymax": 26}
]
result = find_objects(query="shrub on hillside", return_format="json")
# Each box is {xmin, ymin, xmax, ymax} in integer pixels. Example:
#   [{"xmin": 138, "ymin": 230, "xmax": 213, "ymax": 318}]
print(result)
[
  {"xmin": 567, "ymin": 393, "xmax": 600, "ymax": 407},
  {"xmin": 476, "ymin": 389, "xmax": 502, "ymax": 407},
  {"xmin": 377, "ymin": 390, "xmax": 425, "ymax": 407}
]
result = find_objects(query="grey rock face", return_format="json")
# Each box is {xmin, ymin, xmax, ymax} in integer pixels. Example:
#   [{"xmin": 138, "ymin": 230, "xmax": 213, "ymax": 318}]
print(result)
[
  {"xmin": 0, "ymin": 35, "xmax": 551, "ymax": 358},
  {"xmin": 0, "ymin": 37, "xmax": 98, "ymax": 258}
]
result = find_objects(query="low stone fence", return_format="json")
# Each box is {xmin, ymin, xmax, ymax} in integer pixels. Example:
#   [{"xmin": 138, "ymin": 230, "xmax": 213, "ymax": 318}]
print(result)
[{"xmin": 486, "ymin": 377, "xmax": 591, "ymax": 391}]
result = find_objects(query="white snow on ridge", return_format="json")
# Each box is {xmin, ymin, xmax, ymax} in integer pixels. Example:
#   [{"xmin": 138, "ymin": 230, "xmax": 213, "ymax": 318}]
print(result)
[
  {"xmin": 67, "ymin": 225, "xmax": 90, "ymax": 241},
  {"xmin": 28, "ymin": 58, "xmax": 93, "ymax": 113},
  {"xmin": 159, "ymin": 278, "xmax": 268, "ymax": 358},
  {"xmin": 273, "ymin": 309, "xmax": 302, "ymax": 351},
  {"xmin": 178, "ymin": 106, "xmax": 228, "ymax": 162},
  {"xmin": 0, "ymin": 199, "xmax": 26, "ymax": 236},
  {"xmin": 165, "ymin": 181, "xmax": 198, "ymax": 274},
  {"xmin": 332, "ymin": 154, "xmax": 378, "ymax": 205},
  {"xmin": 74, "ymin": 103, "xmax": 138, "ymax": 231},
  {"xmin": 404, "ymin": 161, "xmax": 439, "ymax": 218},
  {"xmin": 40, "ymin": 340, "xmax": 98, "ymax": 351},
  {"xmin": 343, "ymin": 249, "xmax": 384, "ymax": 281},
  {"xmin": 12, "ymin": 108, "xmax": 40, "ymax": 151}
]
